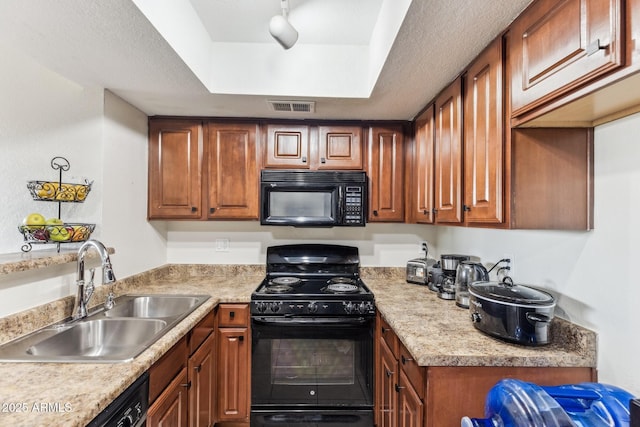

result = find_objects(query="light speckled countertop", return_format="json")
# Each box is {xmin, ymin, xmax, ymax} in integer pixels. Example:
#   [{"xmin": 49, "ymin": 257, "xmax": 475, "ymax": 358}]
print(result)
[{"xmin": 0, "ymin": 264, "xmax": 596, "ymax": 427}]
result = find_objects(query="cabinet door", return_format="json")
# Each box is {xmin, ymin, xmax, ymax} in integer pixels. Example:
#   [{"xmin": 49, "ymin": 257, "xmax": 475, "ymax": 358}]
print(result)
[
  {"xmin": 189, "ymin": 334, "xmax": 215, "ymax": 427},
  {"xmin": 148, "ymin": 367, "xmax": 189, "ymax": 427},
  {"xmin": 367, "ymin": 125, "xmax": 405, "ymax": 222},
  {"xmin": 410, "ymin": 106, "xmax": 435, "ymax": 224},
  {"xmin": 397, "ymin": 369, "xmax": 423, "ymax": 427},
  {"xmin": 148, "ymin": 120, "xmax": 203, "ymax": 219},
  {"xmin": 263, "ymin": 124, "xmax": 310, "ymax": 168},
  {"xmin": 317, "ymin": 126, "xmax": 363, "ymax": 169},
  {"xmin": 217, "ymin": 327, "xmax": 250, "ymax": 422},
  {"xmin": 377, "ymin": 338, "xmax": 398, "ymax": 427},
  {"xmin": 207, "ymin": 123, "xmax": 259, "ymax": 219},
  {"xmin": 434, "ymin": 78, "xmax": 463, "ymax": 224},
  {"xmin": 510, "ymin": 0, "xmax": 624, "ymax": 117},
  {"xmin": 463, "ymin": 38, "xmax": 504, "ymax": 224}
]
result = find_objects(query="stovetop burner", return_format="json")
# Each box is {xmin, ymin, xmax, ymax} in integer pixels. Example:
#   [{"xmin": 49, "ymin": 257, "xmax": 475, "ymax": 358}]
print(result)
[
  {"xmin": 269, "ymin": 277, "xmax": 301, "ymax": 286},
  {"xmin": 264, "ymin": 284, "xmax": 294, "ymax": 294},
  {"xmin": 323, "ymin": 283, "xmax": 360, "ymax": 294}
]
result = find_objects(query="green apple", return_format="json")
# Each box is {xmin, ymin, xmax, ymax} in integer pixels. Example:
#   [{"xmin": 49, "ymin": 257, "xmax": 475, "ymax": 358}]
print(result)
[
  {"xmin": 45, "ymin": 217, "xmax": 63, "ymax": 226},
  {"xmin": 48, "ymin": 225, "xmax": 72, "ymax": 242},
  {"xmin": 22, "ymin": 213, "xmax": 46, "ymax": 230}
]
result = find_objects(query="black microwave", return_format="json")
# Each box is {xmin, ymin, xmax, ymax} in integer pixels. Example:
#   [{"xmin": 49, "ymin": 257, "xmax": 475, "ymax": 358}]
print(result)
[{"xmin": 260, "ymin": 170, "xmax": 367, "ymax": 227}]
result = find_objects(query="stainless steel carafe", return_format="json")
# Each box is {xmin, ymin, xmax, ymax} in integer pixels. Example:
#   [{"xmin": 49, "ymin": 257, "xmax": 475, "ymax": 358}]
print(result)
[{"xmin": 454, "ymin": 261, "xmax": 489, "ymax": 308}]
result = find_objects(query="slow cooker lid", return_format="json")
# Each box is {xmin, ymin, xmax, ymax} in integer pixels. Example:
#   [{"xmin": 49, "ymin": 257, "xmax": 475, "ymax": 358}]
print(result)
[{"xmin": 469, "ymin": 279, "xmax": 555, "ymax": 305}]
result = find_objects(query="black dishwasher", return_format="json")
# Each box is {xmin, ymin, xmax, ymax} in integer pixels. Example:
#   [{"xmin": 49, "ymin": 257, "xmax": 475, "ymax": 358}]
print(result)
[{"xmin": 86, "ymin": 371, "xmax": 149, "ymax": 427}]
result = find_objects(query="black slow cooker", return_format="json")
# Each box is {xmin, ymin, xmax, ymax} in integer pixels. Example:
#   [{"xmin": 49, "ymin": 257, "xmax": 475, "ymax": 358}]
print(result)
[{"xmin": 468, "ymin": 278, "xmax": 556, "ymax": 346}]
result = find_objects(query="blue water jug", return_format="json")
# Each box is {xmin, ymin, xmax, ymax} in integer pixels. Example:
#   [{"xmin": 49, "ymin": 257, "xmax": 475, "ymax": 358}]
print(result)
[{"xmin": 461, "ymin": 379, "xmax": 635, "ymax": 427}]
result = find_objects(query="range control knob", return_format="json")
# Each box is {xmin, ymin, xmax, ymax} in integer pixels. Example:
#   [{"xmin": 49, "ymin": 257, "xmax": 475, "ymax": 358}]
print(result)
[
  {"xmin": 471, "ymin": 312, "xmax": 482, "ymax": 323},
  {"xmin": 343, "ymin": 301, "xmax": 354, "ymax": 314},
  {"xmin": 357, "ymin": 302, "xmax": 371, "ymax": 314},
  {"xmin": 270, "ymin": 302, "xmax": 281, "ymax": 313},
  {"xmin": 255, "ymin": 302, "xmax": 267, "ymax": 313},
  {"xmin": 307, "ymin": 301, "xmax": 318, "ymax": 314}
]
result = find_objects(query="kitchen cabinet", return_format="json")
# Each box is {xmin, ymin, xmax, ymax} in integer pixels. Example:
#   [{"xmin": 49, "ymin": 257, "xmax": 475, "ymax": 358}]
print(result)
[
  {"xmin": 206, "ymin": 122, "xmax": 260, "ymax": 219},
  {"xmin": 149, "ymin": 311, "xmax": 216, "ymax": 427},
  {"xmin": 375, "ymin": 313, "xmax": 597, "ymax": 426},
  {"xmin": 216, "ymin": 304, "xmax": 250, "ymax": 424},
  {"xmin": 434, "ymin": 77, "xmax": 464, "ymax": 224},
  {"xmin": 263, "ymin": 124, "xmax": 363, "ymax": 169},
  {"xmin": 148, "ymin": 119, "xmax": 203, "ymax": 219},
  {"xmin": 509, "ymin": 0, "xmax": 624, "ymax": 118},
  {"xmin": 367, "ymin": 125, "xmax": 405, "ymax": 222},
  {"xmin": 463, "ymin": 37, "xmax": 504, "ymax": 224},
  {"xmin": 409, "ymin": 106, "xmax": 435, "ymax": 224}
]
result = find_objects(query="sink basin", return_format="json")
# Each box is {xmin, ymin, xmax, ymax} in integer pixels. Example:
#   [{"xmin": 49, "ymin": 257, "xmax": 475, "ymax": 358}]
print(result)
[
  {"xmin": 104, "ymin": 295, "xmax": 206, "ymax": 318},
  {"xmin": 26, "ymin": 318, "xmax": 167, "ymax": 359},
  {"xmin": 0, "ymin": 293, "xmax": 210, "ymax": 363}
]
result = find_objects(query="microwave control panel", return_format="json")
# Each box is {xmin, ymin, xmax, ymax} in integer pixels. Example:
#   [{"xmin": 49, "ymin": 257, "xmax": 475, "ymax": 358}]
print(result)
[{"xmin": 344, "ymin": 186, "xmax": 365, "ymax": 225}]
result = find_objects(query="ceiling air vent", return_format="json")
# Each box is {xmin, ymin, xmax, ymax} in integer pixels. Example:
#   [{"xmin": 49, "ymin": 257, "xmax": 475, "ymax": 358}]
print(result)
[{"xmin": 268, "ymin": 100, "xmax": 315, "ymax": 113}]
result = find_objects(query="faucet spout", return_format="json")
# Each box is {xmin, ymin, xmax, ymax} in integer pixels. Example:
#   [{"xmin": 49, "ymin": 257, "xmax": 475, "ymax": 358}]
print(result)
[{"xmin": 72, "ymin": 239, "xmax": 116, "ymax": 320}]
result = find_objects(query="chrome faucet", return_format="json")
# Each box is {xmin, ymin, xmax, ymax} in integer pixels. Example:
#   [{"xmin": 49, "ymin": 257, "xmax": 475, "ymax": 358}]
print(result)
[{"xmin": 72, "ymin": 239, "xmax": 117, "ymax": 320}]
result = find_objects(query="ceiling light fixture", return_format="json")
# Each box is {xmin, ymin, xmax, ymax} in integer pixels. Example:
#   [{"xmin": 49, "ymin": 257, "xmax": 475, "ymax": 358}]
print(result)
[{"xmin": 269, "ymin": 0, "xmax": 298, "ymax": 49}]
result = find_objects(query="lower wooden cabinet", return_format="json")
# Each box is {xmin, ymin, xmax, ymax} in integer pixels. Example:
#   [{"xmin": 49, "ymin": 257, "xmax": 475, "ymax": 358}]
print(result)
[
  {"xmin": 148, "ymin": 311, "xmax": 216, "ymax": 427},
  {"xmin": 375, "ymin": 313, "xmax": 597, "ymax": 426},
  {"xmin": 216, "ymin": 304, "xmax": 251, "ymax": 424}
]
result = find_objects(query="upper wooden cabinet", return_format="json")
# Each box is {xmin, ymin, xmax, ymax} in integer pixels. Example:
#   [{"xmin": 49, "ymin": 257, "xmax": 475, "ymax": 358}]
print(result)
[
  {"xmin": 509, "ymin": 0, "xmax": 624, "ymax": 117},
  {"xmin": 434, "ymin": 78, "xmax": 464, "ymax": 224},
  {"xmin": 263, "ymin": 124, "xmax": 363, "ymax": 170},
  {"xmin": 207, "ymin": 123, "xmax": 259, "ymax": 220},
  {"xmin": 463, "ymin": 38, "xmax": 504, "ymax": 224},
  {"xmin": 410, "ymin": 106, "xmax": 435, "ymax": 224},
  {"xmin": 263, "ymin": 124, "xmax": 310, "ymax": 168},
  {"xmin": 367, "ymin": 125, "xmax": 405, "ymax": 222},
  {"xmin": 148, "ymin": 120, "xmax": 203, "ymax": 219}
]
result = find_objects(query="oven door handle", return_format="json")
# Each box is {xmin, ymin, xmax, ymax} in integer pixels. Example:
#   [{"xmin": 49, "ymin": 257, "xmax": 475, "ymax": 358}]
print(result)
[{"xmin": 252, "ymin": 317, "xmax": 373, "ymax": 326}]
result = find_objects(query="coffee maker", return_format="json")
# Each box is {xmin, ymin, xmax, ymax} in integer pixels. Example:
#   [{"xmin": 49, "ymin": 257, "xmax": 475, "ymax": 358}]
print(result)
[{"xmin": 428, "ymin": 254, "xmax": 470, "ymax": 299}]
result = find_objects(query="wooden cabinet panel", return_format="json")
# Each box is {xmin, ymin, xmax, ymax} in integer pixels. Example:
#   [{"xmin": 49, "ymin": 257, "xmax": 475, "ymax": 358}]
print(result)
[
  {"xmin": 367, "ymin": 125, "xmax": 405, "ymax": 222},
  {"xmin": 434, "ymin": 78, "xmax": 464, "ymax": 224},
  {"xmin": 148, "ymin": 120, "xmax": 203, "ymax": 219},
  {"xmin": 378, "ymin": 338, "xmax": 398, "ymax": 427},
  {"xmin": 217, "ymin": 303, "xmax": 249, "ymax": 328},
  {"xmin": 410, "ymin": 106, "xmax": 436, "ymax": 224},
  {"xmin": 149, "ymin": 337, "xmax": 188, "ymax": 403},
  {"xmin": 397, "ymin": 369, "xmax": 423, "ymax": 427},
  {"xmin": 510, "ymin": 0, "xmax": 624, "ymax": 117},
  {"xmin": 464, "ymin": 38, "xmax": 504, "ymax": 224},
  {"xmin": 207, "ymin": 123, "xmax": 259, "ymax": 219},
  {"xmin": 263, "ymin": 124, "xmax": 310, "ymax": 168},
  {"xmin": 317, "ymin": 126, "xmax": 363, "ymax": 169},
  {"xmin": 217, "ymin": 327, "xmax": 250, "ymax": 422},
  {"xmin": 189, "ymin": 334, "xmax": 215, "ymax": 427},
  {"xmin": 424, "ymin": 366, "xmax": 596, "ymax": 427},
  {"xmin": 148, "ymin": 367, "xmax": 189, "ymax": 427}
]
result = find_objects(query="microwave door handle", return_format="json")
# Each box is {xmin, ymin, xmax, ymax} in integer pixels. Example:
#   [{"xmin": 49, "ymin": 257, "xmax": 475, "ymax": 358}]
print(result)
[{"xmin": 337, "ymin": 186, "xmax": 344, "ymax": 223}]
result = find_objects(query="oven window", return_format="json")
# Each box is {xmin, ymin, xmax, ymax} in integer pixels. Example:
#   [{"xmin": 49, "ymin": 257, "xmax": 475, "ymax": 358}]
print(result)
[
  {"xmin": 271, "ymin": 339, "xmax": 354, "ymax": 385},
  {"xmin": 270, "ymin": 192, "xmax": 332, "ymax": 218}
]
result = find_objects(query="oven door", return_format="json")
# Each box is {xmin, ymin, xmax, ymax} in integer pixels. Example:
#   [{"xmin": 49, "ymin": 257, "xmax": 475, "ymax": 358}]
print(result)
[{"xmin": 251, "ymin": 316, "xmax": 374, "ymax": 408}]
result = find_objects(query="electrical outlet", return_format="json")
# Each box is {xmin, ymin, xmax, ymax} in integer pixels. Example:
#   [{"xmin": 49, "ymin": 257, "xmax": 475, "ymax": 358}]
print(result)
[
  {"xmin": 420, "ymin": 241, "xmax": 429, "ymax": 256},
  {"xmin": 215, "ymin": 239, "xmax": 230, "ymax": 252},
  {"xmin": 501, "ymin": 254, "xmax": 514, "ymax": 278}
]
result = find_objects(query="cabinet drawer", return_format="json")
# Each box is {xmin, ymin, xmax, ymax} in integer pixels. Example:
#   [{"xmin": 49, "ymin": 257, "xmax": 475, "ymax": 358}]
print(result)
[
  {"xmin": 149, "ymin": 336, "xmax": 188, "ymax": 403},
  {"xmin": 399, "ymin": 343, "xmax": 424, "ymax": 400},
  {"xmin": 379, "ymin": 315, "xmax": 399, "ymax": 358},
  {"xmin": 217, "ymin": 304, "xmax": 249, "ymax": 327},
  {"xmin": 188, "ymin": 310, "xmax": 215, "ymax": 355}
]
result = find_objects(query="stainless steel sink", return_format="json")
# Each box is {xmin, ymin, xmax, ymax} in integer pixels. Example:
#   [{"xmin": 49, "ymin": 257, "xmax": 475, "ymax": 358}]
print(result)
[
  {"xmin": 103, "ymin": 295, "xmax": 206, "ymax": 318},
  {"xmin": 0, "ymin": 293, "xmax": 210, "ymax": 363}
]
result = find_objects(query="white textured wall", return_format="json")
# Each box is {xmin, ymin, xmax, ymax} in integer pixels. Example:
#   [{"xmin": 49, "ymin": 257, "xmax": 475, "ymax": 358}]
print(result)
[{"xmin": 436, "ymin": 112, "xmax": 640, "ymax": 395}]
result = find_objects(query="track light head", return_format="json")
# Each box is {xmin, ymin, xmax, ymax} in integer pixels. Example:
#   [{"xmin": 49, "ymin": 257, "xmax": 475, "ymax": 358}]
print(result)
[{"xmin": 269, "ymin": 0, "xmax": 298, "ymax": 49}]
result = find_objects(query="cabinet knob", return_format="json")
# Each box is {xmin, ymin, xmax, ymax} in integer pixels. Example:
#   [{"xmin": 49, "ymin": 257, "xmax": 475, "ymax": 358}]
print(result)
[
  {"xmin": 229, "ymin": 311, "xmax": 235, "ymax": 319},
  {"xmin": 210, "ymin": 207, "xmax": 216, "ymax": 214},
  {"xmin": 194, "ymin": 365, "xmax": 202, "ymax": 373},
  {"xmin": 321, "ymin": 157, "xmax": 326, "ymax": 164},
  {"xmin": 302, "ymin": 156, "xmax": 307, "ymax": 163},
  {"xmin": 238, "ymin": 335, "xmax": 244, "ymax": 342},
  {"xmin": 385, "ymin": 369, "xmax": 394, "ymax": 378},
  {"xmin": 587, "ymin": 39, "xmax": 608, "ymax": 56},
  {"xmin": 395, "ymin": 384, "xmax": 405, "ymax": 393},
  {"xmin": 381, "ymin": 326, "xmax": 390, "ymax": 334},
  {"xmin": 423, "ymin": 209, "xmax": 428, "ymax": 215},
  {"xmin": 463, "ymin": 204, "xmax": 471, "ymax": 212},
  {"xmin": 401, "ymin": 355, "xmax": 414, "ymax": 364},
  {"xmin": 373, "ymin": 210, "xmax": 379, "ymax": 216},
  {"xmin": 180, "ymin": 381, "xmax": 192, "ymax": 389},
  {"xmin": 191, "ymin": 206, "xmax": 197, "ymax": 213}
]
